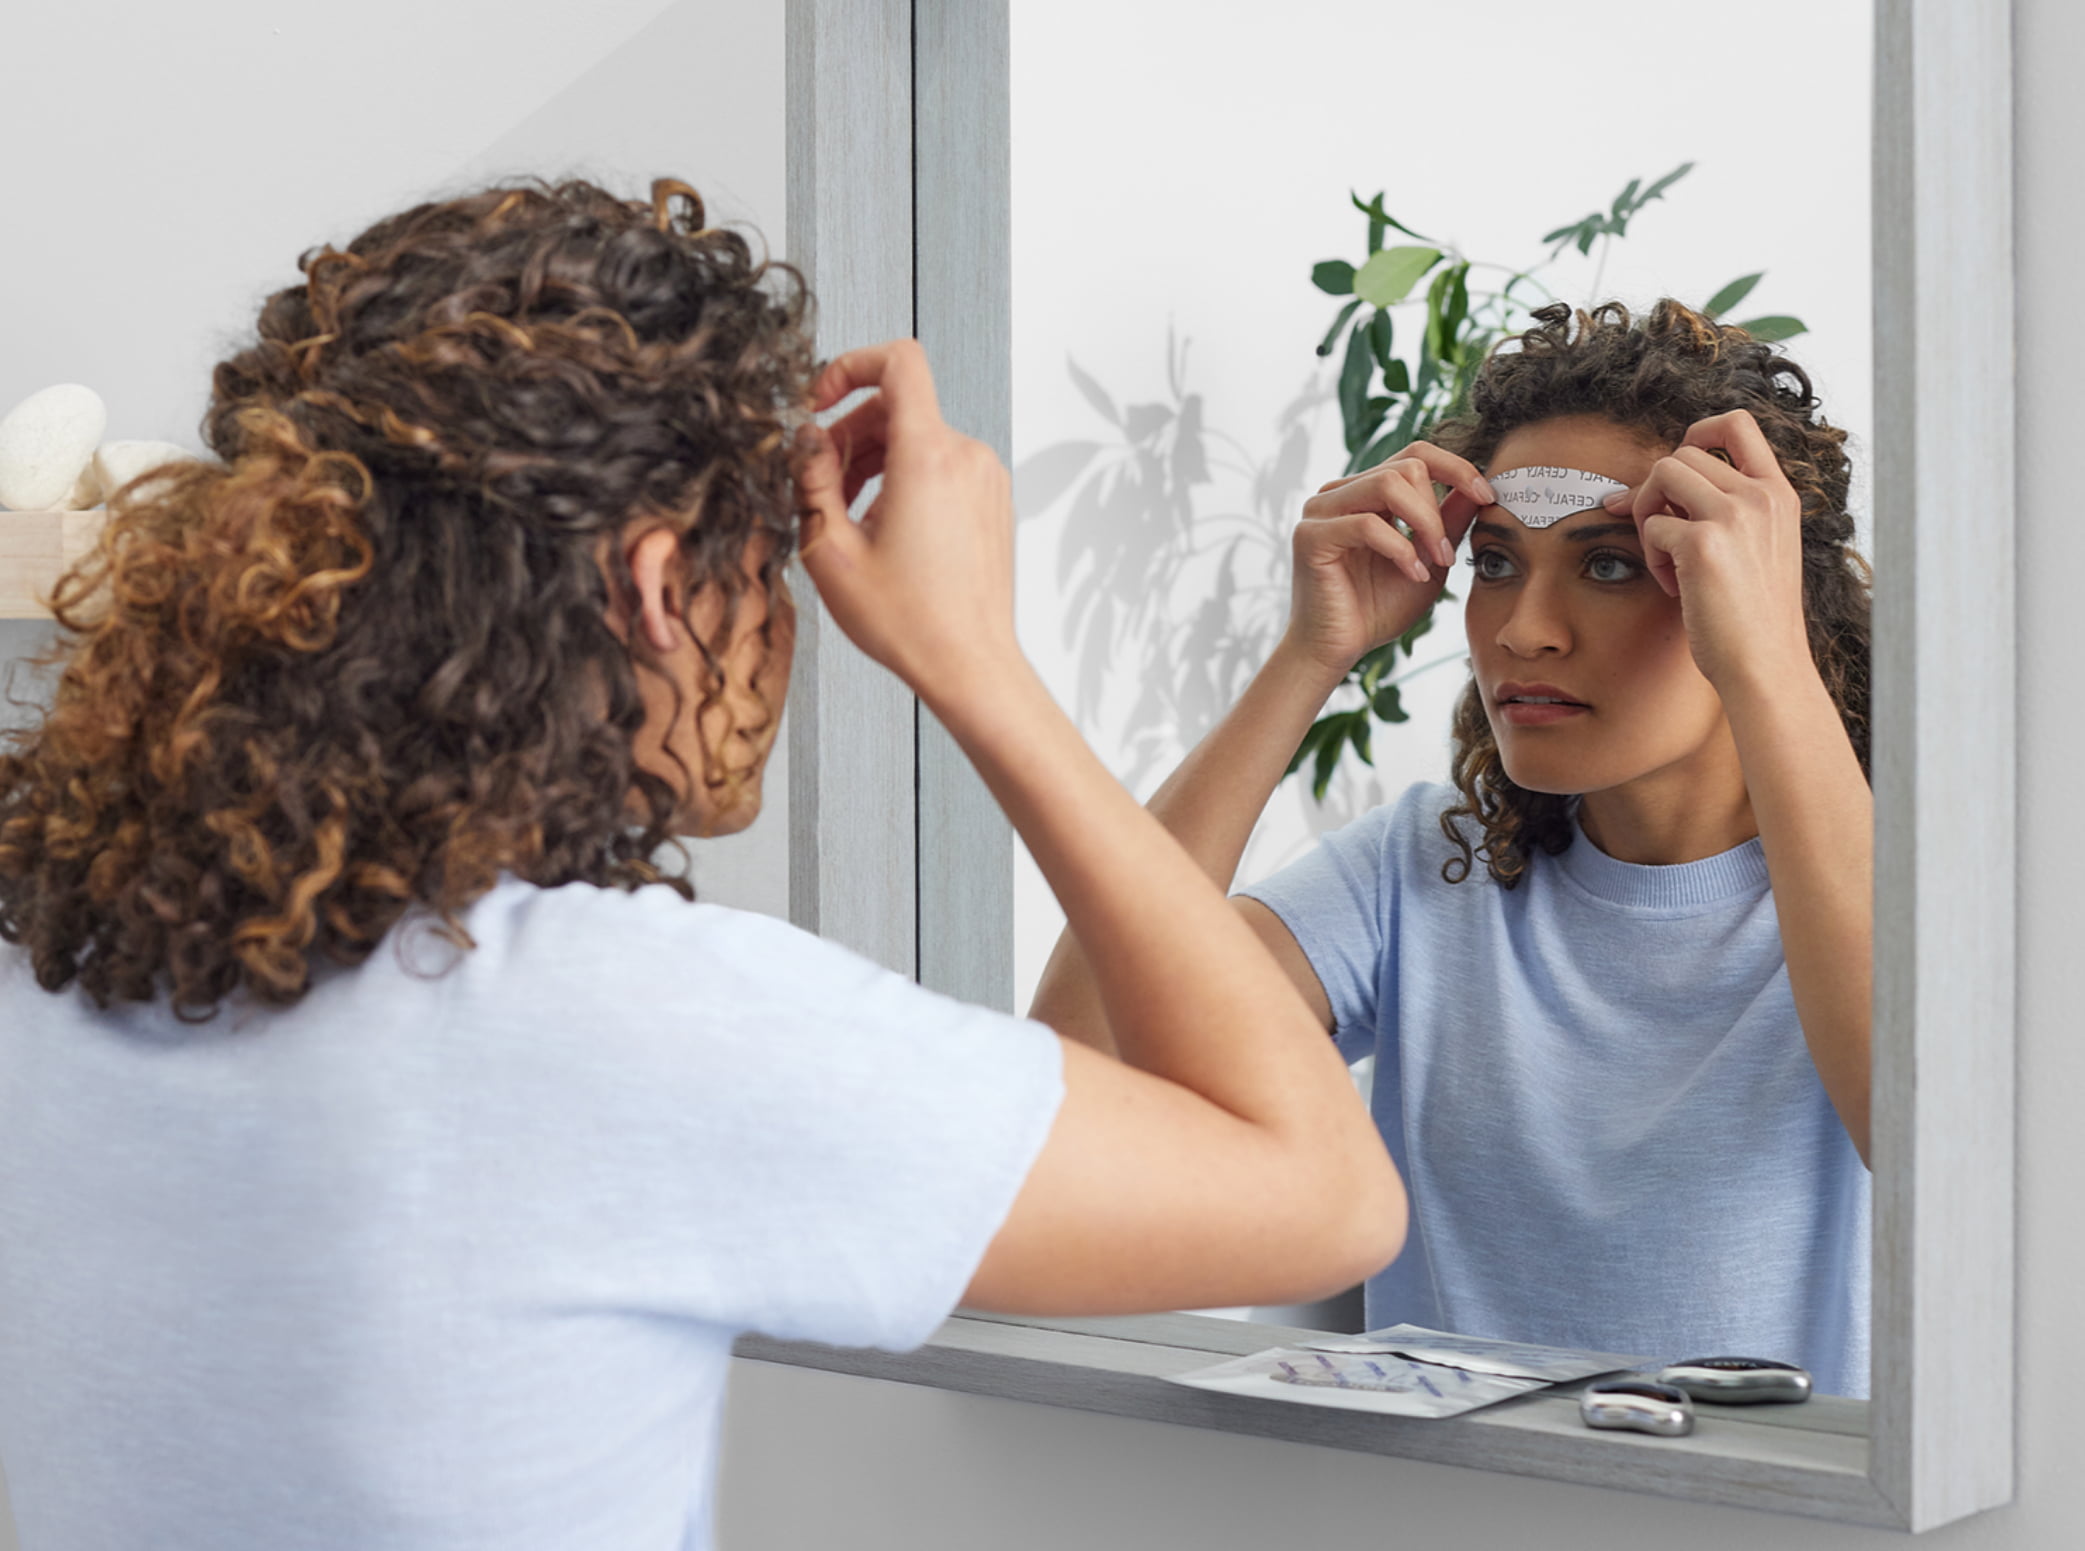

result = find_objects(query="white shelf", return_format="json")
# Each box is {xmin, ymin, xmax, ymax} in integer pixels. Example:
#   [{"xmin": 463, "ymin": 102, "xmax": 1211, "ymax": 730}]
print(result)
[{"xmin": 0, "ymin": 509, "xmax": 107, "ymax": 619}]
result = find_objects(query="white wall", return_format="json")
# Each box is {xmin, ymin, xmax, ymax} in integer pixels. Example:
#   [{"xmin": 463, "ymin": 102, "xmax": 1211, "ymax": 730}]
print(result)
[
  {"xmin": 0, "ymin": 0, "xmax": 788, "ymax": 920},
  {"xmin": 712, "ymin": 0, "xmax": 2068, "ymax": 1541},
  {"xmin": 1007, "ymin": 0, "xmax": 1874, "ymax": 1012}
]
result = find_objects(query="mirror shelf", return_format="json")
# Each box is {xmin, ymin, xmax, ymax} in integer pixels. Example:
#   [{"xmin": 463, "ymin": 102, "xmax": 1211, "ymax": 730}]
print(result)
[{"xmin": 738, "ymin": 1312, "xmax": 1889, "ymax": 1526}]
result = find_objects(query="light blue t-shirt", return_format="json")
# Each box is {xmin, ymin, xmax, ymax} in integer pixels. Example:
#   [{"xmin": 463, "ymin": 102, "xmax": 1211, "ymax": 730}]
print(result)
[
  {"xmin": 0, "ymin": 876, "xmax": 1064, "ymax": 1550},
  {"xmin": 1241, "ymin": 781, "xmax": 1870, "ymax": 1397}
]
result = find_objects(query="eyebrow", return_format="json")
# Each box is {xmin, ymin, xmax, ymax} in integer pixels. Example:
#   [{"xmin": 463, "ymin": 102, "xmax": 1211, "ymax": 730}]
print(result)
[{"xmin": 1471, "ymin": 519, "xmax": 1641, "ymax": 545}]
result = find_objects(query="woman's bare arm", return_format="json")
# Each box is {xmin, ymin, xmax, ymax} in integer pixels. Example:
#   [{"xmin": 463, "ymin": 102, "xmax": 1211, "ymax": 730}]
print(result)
[
  {"xmin": 1612, "ymin": 412, "xmax": 1873, "ymax": 1165},
  {"xmin": 1026, "ymin": 639, "xmax": 1344, "ymax": 1059},
  {"xmin": 796, "ymin": 339, "xmax": 1409, "ymax": 1313},
  {"xmin": 1720, "ymin": 667, "xmax": 1873, "ymax": 1165},
  {"xmin": 1029, "ymin": 444, "xmax": 1491, "ymax": 1061}
]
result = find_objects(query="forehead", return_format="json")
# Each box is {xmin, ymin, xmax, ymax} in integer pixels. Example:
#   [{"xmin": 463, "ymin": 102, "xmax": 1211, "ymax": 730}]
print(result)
[{"xmin": 1488, "ymin": 415, "xmax": 1665, "ymax": 488}]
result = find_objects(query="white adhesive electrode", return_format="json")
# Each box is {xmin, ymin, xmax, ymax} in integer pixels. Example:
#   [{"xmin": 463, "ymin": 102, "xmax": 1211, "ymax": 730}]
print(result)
[{"xmin": 1485, "ymin": 465, "xmax": 1629, "ymax": 528}]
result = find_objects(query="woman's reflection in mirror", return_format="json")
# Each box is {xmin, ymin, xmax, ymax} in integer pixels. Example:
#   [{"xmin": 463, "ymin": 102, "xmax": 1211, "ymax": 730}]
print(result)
[{"xmin": 1031, "ymin": 300, "xmax": 1873, "ymax": 1397}]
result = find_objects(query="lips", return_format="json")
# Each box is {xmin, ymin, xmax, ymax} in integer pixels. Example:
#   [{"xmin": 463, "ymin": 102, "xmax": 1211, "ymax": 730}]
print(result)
[
  {"xmin": 1492, "ymin": 681, "xmax": 1591, "ymax": 728},
  {"xmin": 1494, "ymin": 682, "xmax": 1589, "ymax": 709}
]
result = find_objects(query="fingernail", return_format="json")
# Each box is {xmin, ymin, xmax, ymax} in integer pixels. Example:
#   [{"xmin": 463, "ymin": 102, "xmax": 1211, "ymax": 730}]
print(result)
[
  {"xmin": 1410, "ymin": 558, "xmax": 1431, "ymax": 582},
  {"xmin": 1602, "ymin": 489, "xmax": 1629, "ymax": 509},
  {"xmin": 1474, "ymin": 477, "xmax": 1497, "ymax": 505},
  {"xmin": 1437, "ymin": 537, "xmax": 1456, "ymax": 567}
]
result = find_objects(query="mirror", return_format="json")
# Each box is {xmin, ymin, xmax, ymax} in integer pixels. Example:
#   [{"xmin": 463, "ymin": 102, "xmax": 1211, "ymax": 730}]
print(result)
[{"xmin": 1008, "ymin": 0, "xmax": 1875, "ymax": 1395}]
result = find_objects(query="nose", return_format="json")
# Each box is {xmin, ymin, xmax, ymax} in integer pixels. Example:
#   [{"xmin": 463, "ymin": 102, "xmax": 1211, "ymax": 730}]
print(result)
[{"xmin": 1495, "ymin": 571, "xmax": 1573, "ymax": 659}]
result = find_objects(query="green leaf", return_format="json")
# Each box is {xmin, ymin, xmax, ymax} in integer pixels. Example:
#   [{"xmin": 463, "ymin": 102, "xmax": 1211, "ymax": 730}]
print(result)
[
  {"xmin": 1424, "ymin": 264, "xmax": 1468, "ymax": 362},
  {"xmin": 1354, "ymin": 245, "xmax": 1443, "ymax": 308},
  {"xmin": 1398, "ymin": 607, "xmax": 1436, "ymax": 654},
  {"xmin": 1371, "ymin": 683, "xmax": 1408, "ymax": 723},
  {"xmin": 1384, "ymin": 358, "xmax": 1411, "ymax": 393},
  {"xmin": 1338, "ymin": 326, "xmax": 1374, "ymax": 451},
  {"xmin": 1355, "ymin": 642, "xmax": 1399, "ymax": 680},
  {"xmin": 1367, "ymin": 309, "xmax": 1395, "ymax": 372},
  {"xmin": 1313, "ymin": 259, "xmax": 1356, "ymax": 297},
  {"xmin": 1315, "ymin": 297, "xmax": 1363, "ymax": 357},
  {"xmin": 1440, "ymin": 263, "xmax": 1471, "ymax": 356},
  {"xmin": 1735, "ymin": 314, "xmax": 1808, "ymax": 343},
  {"xmin": 1702, "ymin": 271, "xmax": 1764, "ymax": 319},
  {"xmin": 1311, "ymin": 723, "xmax": 1345, "ymax": 799},
  {"xmin": 1609, "ymin": 177, "xmax": 1641, "ymax": 221},
  {"xmin": 1285, "ymin": 716, "xmax": 1329, "ymax": 778},
  {"xmin": 1541, "ymin": 219, "xmax": 1587, "ymax": 245},
  {"xmin": 1350, "ymin": 191, "xmax": 1433, "ymax": 244},
  {"xmin": 1352, "ymin": 424, "xmax": 1411, "ymax": 472},
  {"xmin": 1638, "ymin": 161, "xmax": 1694, "ymax": 204},
  {"xmin": 1347, "ymin": 713, "xmax": 1375, "ymax": 766},
  {"xmin": 1575, "ymin": 224, "xmax": 1600, "ymax": 256}
]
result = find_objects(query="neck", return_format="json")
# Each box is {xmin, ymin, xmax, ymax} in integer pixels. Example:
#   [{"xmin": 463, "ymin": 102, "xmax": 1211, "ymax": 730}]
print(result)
[{"xmin": 1574, "ymin": 733, "xmax": 1756, "ymax": 865}]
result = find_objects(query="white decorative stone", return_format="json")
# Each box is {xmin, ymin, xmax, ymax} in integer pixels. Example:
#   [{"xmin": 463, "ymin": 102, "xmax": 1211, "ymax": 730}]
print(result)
[
  {"xmin": 0, "ymin": 384, "xmax": 108, "ymax": 511},
  {"xmin": 88, "ymin": 440, "xmax": 196, "ymax": 505}
]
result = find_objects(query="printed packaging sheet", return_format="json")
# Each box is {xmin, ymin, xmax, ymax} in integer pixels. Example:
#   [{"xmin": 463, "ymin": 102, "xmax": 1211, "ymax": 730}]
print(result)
[
  {"xmin": 1166, "ymin": 1324, "xmax": 1651, "ymax": 1420},
  {"xmin": 1296, "ymin": 1324, "xmax": 1651, "ymax": 1383}
]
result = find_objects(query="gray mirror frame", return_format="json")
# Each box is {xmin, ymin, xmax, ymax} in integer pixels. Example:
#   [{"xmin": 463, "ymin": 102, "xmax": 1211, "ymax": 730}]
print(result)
[{"xmin": 748, "ymin": 0, "xmax": 2016, "ymax": 1531}]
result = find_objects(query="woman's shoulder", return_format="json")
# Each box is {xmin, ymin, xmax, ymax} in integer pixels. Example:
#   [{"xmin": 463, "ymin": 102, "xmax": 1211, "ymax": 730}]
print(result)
[
  {"xmin": 1325, "ymin": 780, "xmax": 1474, "ymax": 875},
  {"xmin": 462, "ymin": 874, "xmax": 831, "ymax": 981}
]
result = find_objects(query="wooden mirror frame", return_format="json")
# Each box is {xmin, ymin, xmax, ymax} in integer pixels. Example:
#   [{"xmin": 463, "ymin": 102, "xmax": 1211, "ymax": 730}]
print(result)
[{"xmin": 744, "ymin": 0, "xmax": 2015, "ymax": 1530}]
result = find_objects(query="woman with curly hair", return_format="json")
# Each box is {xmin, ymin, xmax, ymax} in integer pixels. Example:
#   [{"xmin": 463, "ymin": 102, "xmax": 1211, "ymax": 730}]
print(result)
[
  {"xmin": 0, "ymin": 178, "xmax": 1405, "ymax": 1548},
  {"xmin": 1033, "ymin": 299, "xmax": 1873, "ymax": 1397}
]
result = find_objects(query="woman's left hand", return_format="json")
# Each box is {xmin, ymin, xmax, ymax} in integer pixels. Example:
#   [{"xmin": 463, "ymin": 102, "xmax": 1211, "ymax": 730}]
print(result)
[{"xmin": 1601, "ymin": 409, "xmax": 1815, "ymax": 695}]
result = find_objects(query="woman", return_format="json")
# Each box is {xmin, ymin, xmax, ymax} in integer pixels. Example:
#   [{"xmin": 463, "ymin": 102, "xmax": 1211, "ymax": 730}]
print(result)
[
  {"xmin": 0, "ymin": 178, "xmax": 1404, "ymax": 1548},
  {"xmin": 1033, "ymin": 300, "xmax": 1873, "ymax": 1397}
]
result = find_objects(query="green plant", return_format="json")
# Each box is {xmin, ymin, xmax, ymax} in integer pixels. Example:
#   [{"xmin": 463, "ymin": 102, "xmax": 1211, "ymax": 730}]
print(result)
[{"xmin": 1286, "ymin": 164, "xmax": 1807, "ymax": 799}]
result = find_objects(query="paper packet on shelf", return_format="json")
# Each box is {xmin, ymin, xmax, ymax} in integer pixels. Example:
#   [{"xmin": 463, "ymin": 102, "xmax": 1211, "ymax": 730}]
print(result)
[
  {"xmin": 1166, "ymin": 1346, "xmax": 1551, "ymax": 1419},
  {"xmin": 1293, "ymin": 1323, "xmax": 1651, "ymax": 1385},
  {"xmin": 1167, "ymin": 1325, "xmax": 1654, "ymax": 1419}
]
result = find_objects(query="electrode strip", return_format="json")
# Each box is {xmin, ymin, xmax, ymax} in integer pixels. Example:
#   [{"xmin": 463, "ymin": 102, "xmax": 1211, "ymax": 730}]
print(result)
[{"xmin": 1485, "ymin": 465, "xmax": 1629, "ymax": 528}]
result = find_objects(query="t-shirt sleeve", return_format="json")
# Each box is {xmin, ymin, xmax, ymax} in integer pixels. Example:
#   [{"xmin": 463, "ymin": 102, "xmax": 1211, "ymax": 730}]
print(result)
[
  {"xmin": 445, "ymin": 887, "xmax": 1066, "ymax": 1354},
  {"xmin": 1235, "ymin": 793, "xmax": 1410, "ymax": 1063}
]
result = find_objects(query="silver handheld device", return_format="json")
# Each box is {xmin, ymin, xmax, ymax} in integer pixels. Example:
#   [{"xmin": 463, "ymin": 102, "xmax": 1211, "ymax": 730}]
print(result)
[
  {"xmin": 1578, "ymin": 1380, "xmax": 1695, "ymax": 1437},
  {"xmin": 1656, "ymin": 1357, "xmax": 1814, "ymax": 1406}
]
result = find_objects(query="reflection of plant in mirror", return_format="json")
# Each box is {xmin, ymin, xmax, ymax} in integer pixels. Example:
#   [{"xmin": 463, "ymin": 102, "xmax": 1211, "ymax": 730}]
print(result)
[
  {"xmin": 1289, "ymin": 163, "xmax": 1810, "ymax": 799},
  {"xmin": 1014, "ymin": 329, "xmax": 1323, "ymax": 792}
]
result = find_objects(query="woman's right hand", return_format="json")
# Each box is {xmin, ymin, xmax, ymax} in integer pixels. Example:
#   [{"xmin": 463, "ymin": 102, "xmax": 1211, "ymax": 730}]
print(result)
[
  {"xmin": 794, "ymin": 338, "xmax": 1020, "ymax": 709},
  {"xmin": 1284, "ymin": 442, "xmax": 1495, "ymax": 675}
]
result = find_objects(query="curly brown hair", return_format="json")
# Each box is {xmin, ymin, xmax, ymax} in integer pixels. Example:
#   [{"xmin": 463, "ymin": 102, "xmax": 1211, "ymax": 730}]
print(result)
[
  {"xmin": 0, "ymin": 176, "xmax": 814, "ymax": 1018},
  {"xmin": 1427, "ymin": 299, "xmax": 1871, "ymax": 888}
]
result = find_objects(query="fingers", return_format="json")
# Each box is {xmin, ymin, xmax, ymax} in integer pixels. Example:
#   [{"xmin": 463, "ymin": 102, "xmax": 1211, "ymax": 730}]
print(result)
[
  {"xmin": 1637, "ymin": 513, "xmax": 1693, "ymax": 596},
  {"xmin": 1681, "ymin": 409, "xmax": 1778, "ymax": 480},
  {"xmin": 1316, "ymin": 441, "xmax": 1494, "ymax": 505},
  {"xmin": 810, "ymin": 337, "xmax": 943, "ymax": 428},
  {"xmin": 821, "ymin": 395, "xmax": 892, "ymax": 504},
  {"xmin": 1611, "ymin": 457, "xmax": 1730, "ymax": 598},
  {"xmin": 1394, "ymin": 441, "xmax": 1497, "ymax": 508},
  {"xmin": 794, "ymin": 425, "xmax": 863, "ymax": 542},
  {"xmin": 793, "ymin": 425, "xmax": 865, "ymax": 568},
  {"xmin": 1440, "ymin": 488, "xmax": 1480, "ymax": 550},
  {"xmin": 1306, "ymin": 453, "xmax": 1482, "ymax": 570},
  {"xmin": 1299, "ymin": 509, "xmax": 1434, "ymax": 585}
]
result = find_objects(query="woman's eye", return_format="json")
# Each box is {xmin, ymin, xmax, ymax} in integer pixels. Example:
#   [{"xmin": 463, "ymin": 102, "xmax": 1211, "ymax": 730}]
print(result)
[
  {"xmin": 1465, "ymin": 550, "xmax": 1515, "ymax": 581},
  {"xmin": 1586, "ymin": 551, "xmax": 1641, "ymax": 583}
]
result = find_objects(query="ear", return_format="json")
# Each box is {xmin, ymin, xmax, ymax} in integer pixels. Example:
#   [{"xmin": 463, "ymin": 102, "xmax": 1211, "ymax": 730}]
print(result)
[{"xmin": 625, "ymin": 526, "xmax": 689, "ymax": 655}]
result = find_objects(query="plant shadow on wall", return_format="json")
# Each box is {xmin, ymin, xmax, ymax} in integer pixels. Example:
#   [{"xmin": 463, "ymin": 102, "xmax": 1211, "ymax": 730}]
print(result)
[
  {"xmin": 1016, "ymin": 163, "xmax": 1807, "ymax": 810},
  {"xmin": 1014, "ymin": 326, "xmax": 1323, "ymax": 796}
]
